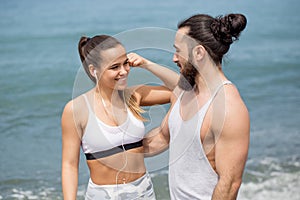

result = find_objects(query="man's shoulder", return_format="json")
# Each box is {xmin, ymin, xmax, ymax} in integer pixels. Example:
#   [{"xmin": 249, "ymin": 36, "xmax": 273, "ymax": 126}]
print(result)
[
  {"xmin": 223, "ymin": 84, "xmax": 250, "ymax": 131},
  {"xmin": 224, "ymin": 84, "xmax": 247, "ymax": 110}
]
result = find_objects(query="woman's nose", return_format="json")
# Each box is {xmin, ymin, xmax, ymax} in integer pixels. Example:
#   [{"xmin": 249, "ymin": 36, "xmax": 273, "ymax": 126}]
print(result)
[{"xmin": 119, "ymin": 65, "xmax": 129, "ymax": 75}]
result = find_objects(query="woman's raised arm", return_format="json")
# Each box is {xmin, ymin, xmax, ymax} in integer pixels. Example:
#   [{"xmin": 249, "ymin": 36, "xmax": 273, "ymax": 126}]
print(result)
[{"xmin": 127, "ymin": 52, "xmax": 179, "ymax": 90}]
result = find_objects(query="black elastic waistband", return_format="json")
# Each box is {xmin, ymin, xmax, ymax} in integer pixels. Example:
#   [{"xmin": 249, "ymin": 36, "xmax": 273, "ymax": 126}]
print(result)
[{"xmin": 85, "ymin": 140, "xmax": 143, "ymax": 160}]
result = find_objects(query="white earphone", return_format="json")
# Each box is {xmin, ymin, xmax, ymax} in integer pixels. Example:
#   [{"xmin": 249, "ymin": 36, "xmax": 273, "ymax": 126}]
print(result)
[
  {"xmin": 92, "ymin": 66, "xmax": 128, "ymax": 188},
  {"xmin": 93, "ymin": 70, "xmax": 98, "ymax": 81}
]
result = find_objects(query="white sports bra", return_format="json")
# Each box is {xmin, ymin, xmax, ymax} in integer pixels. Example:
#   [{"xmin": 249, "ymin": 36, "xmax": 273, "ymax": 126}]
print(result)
[{"xmin": 81, "ymin": 94, "xmax": 146, "ymax": 160}]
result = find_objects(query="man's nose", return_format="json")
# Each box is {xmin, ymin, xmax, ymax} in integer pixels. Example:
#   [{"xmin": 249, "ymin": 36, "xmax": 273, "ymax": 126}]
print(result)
[{"xmin": 173, "ymin": 53, "xmax": 179, "ymax": 63}]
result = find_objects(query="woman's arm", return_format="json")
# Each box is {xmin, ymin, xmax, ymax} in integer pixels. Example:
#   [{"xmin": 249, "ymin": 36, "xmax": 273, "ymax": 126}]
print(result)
[
  {"xmin": 127, "ymin": 53, "xmax": 179, "ymax": 90},
  {"xmin": 131, "ymin": 84, "xmax": 171, "ymax": 106},
  {"xmin": 61, "ymin": 101, "xmax": 81, "ymax": 200}
]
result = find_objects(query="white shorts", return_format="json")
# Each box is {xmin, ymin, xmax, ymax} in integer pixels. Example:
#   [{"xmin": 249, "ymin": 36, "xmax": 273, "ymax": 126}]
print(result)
[{"xmin": 85, "ymin": 172, "xmax": 156, "ymax": 200}]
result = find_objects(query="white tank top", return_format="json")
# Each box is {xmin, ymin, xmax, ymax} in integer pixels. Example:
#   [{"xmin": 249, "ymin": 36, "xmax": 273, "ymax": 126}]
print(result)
[
  {"xmin": 168, "ymin": 81, "xmax": 232, "ymax": 199},
  {"xmin": 81, "ymin": 94, "xmax": 145, "ymax": 160}
]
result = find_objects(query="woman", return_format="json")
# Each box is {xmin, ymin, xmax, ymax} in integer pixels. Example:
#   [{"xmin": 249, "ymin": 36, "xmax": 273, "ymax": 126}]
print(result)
[{"xmin": 61, "ymin": 35, "xmax": 178, "ymax": 200}]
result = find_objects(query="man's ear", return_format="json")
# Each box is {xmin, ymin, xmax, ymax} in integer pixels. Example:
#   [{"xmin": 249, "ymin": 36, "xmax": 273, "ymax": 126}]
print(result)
[{"xmin": 193, "ymin": 45, "xmax": 206, "ymax": 61}]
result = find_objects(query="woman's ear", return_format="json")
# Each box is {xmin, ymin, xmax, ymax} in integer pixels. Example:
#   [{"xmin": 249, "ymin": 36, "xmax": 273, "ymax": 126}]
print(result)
[
  {"xmin": 88, "ymin": 64, "xmax": 96, "ymax": 77},
  {"xmin": 193, "ymin": 45, "xmax": 206, "ymax": 61}
]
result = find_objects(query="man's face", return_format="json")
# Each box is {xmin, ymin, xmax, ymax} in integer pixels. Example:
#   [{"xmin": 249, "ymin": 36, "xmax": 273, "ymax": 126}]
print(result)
[{"xmin": 173, "ymin": 27, "xmax": 198, "ymax": 91}]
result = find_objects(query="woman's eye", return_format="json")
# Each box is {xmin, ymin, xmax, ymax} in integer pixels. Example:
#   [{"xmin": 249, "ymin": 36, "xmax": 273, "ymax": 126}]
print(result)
[{"xmin": 110, "ymin": 65, "xmax": 119, "ymax": 69}]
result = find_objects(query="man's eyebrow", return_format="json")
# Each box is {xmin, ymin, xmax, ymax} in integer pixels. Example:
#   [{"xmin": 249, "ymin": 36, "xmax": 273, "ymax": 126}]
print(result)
[{"xmin": 173, "ymin": 44, "xmax": 179, "ymax": 50}]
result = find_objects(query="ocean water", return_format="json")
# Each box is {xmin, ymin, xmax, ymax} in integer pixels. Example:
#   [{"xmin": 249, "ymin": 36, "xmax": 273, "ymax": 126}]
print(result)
[{"xmin": 0, "ymin": 0, "xmax": 299, "ymax": 199}]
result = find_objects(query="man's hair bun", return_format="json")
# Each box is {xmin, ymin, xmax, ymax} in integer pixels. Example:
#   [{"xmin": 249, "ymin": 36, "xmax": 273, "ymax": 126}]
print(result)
[{"xmin": 210, "ymin": 14, "xmax": 247, "ymax": 45}]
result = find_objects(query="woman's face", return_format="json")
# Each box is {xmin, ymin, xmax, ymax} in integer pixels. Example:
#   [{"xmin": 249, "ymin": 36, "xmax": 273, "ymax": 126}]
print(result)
[{"xmin": 97, "ymin": 45, "xmax": 130, "ymax": 91}]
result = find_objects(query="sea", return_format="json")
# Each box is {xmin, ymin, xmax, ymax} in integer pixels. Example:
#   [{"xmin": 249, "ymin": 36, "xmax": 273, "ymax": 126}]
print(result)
[{"xmin": 0, "ymin": 0, "xmax": 299, "ymax": 199}]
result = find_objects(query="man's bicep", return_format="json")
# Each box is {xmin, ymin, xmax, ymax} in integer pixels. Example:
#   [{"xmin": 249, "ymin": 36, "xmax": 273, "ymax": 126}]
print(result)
[{"xmin": 215, "ymin": 103, "xmax": 250, "ymax": 182}]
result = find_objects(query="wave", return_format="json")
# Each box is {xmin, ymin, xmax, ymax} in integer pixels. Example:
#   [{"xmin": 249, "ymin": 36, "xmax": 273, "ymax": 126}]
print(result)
[
  {"xmin": 238, "ymin": 171, "xmax": 300, "ymax": 200},
  {"xmin": 2, "ymin": 171, "xmax": 299, "ymax": 199}
]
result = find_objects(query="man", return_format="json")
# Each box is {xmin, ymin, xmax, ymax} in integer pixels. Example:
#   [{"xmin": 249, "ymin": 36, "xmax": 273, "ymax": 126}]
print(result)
[{"xmin": 143, "ymin": 13, "xmax": 250, "ymax": 199}]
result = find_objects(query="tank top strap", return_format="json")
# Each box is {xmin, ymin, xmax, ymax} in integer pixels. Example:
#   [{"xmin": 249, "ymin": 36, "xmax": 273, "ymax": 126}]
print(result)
[
  {"xmin": 207, "ymin": 81, "xmax": 233, "ymax": 106},
  {"xmin": 213, "ymin": 81, "xmax": 232, "ymax": 98},
  {"xmin": 82, "ymin": 94, "xmax": 92, "ymax": 113},
  {"xmin": 178, "ymin": 91, "xmax": 185, "ymax": 100}
]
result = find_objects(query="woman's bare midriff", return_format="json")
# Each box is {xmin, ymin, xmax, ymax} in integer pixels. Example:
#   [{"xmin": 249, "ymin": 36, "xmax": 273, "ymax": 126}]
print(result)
[{"xmin": 87, "ymin": 147, "xmax": 146, "ymax": 185}]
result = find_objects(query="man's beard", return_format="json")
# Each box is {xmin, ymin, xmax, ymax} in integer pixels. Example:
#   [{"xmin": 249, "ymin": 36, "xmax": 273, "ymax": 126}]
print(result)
[{"xmin": 177, "ymin": 60, "xmax": 198, "ymax": 91}]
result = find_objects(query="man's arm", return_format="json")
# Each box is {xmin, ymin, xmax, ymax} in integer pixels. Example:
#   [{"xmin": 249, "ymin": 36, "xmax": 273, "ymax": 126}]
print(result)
[
  {"xmin": 212, "ymin": 88, "xmax": 250, "ymax": 200},
  {"xmin": 143, "ymin": 108, "xmax": 171, "ymax": 157},
  {"xmin": 142, "ymin": 90, "xmax": 181, "ymax": 156}
]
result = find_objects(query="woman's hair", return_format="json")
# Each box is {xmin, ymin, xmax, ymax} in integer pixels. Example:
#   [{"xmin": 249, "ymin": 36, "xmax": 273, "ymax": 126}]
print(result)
[
  {"xmin": 178, "ymin": 13, "xmax": 247, "ymax": 65},
  {"xmin": 78, "ymin": 35, "xmax": 121, "ymax": 83},
  {"xmin": 78, "ymin": 35, "xmax": 146, "ymax": 121}
]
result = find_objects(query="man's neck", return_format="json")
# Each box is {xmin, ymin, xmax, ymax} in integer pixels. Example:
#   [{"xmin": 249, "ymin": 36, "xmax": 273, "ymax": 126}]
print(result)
[{"xmin": 194, "ymin": 63, "xmax": 226, "ymax": 95}]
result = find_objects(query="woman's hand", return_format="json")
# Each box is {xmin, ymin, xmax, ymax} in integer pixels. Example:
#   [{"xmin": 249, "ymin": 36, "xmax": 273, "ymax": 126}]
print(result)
[
  {"xmin": 127, "ymin": 52, "xmax": 179, "ymax": 90},
  {"xmin": 127, "ymin": 53, "xmax": 152, "ymax": 67}
]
